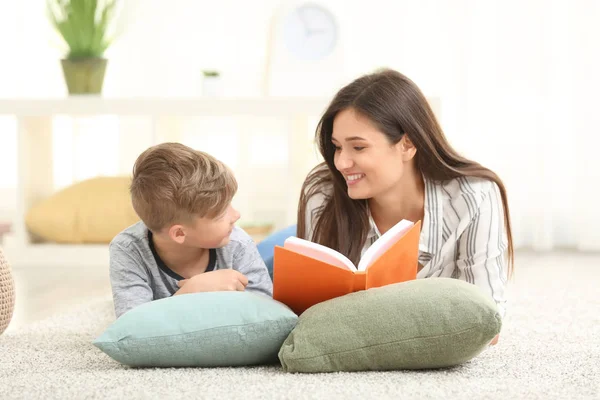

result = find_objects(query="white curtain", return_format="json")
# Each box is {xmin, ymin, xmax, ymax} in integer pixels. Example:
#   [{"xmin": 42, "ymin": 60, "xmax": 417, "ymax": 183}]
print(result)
[{"xmin": 444, "ymin": 0, "xmax": 600, "ymax": 251}]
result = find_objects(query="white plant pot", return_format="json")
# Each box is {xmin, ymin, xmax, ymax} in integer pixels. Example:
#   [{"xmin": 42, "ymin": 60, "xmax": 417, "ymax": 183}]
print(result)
[{"xmin": 202, "ymin": 76, "xmax": 222, "ymax": 97}]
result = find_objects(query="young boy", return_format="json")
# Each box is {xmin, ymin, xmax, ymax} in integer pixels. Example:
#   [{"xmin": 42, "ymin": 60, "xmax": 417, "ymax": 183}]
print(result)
[{"xmin": 109, "ymin": 142, "xmax": 273, "ymax": 318}]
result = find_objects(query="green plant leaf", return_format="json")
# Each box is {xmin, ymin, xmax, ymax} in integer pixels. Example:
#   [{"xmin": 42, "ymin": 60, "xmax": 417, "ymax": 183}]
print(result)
[{"xmin": 47, "ymin": 0, "xmax": 120, "ymax": 59}]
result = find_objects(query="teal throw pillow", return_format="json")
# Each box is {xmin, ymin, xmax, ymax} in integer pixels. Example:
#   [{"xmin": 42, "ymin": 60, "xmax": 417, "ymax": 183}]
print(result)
[{"xmin": 94, "ymin": 291, "xmax": 298, "ymax": 367}]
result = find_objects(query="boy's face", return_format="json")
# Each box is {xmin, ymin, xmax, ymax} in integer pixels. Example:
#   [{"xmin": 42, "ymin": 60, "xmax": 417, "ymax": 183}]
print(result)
[{"xmin": 179, "ymin": 204, "xmax": 241, "ymax": 249}]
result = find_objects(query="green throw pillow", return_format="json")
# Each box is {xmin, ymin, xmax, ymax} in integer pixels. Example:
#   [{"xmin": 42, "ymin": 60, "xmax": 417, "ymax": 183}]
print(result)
[
  {"xmin": 94, "ymin": 291, "xmax": 298, "ymax": 367},
  {"xmin": 279, "ymin": 278, "xmax": 502, "ymax": 373}
]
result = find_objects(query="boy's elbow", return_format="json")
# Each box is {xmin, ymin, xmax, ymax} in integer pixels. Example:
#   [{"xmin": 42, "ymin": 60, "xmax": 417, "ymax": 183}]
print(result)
[
  {"xmin": 252, "ymin": 288, "xmax": 274, "ymax": 298},
  {"xmin": 257, "ymin": 283, "xmax": 274, "ymax": 298},
  {"xmin": 114, "ymin": 304, "xmax": 128, "ymax": 319},
  {"xmin": 113, "ymin": 300, "xmax": 144, "ymax": 319},
  {"xmin": 247, "ymin": 278, "xmax": 273, "ymax": 298}
]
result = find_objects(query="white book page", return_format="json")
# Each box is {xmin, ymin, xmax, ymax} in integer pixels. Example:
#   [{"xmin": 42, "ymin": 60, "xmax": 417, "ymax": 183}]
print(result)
[
  {"xmin": 283, "ymin": 236, "xmax": 358, "ymax": 272},
  {"xmin": 357, "ymin": 219, "xmax": 414, "ymax": 271}
]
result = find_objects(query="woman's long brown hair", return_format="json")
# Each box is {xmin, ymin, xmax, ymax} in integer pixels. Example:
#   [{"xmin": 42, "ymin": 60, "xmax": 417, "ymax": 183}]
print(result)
[{"xmin": 297, "ymin": 69, "xmax": 514, "ymax": 277}]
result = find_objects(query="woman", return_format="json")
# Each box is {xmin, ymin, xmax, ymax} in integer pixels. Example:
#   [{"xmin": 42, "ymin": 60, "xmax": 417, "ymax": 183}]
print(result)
[{"xmin": 297, "ymin": 69, "xmax": 513, "ymax": 343}]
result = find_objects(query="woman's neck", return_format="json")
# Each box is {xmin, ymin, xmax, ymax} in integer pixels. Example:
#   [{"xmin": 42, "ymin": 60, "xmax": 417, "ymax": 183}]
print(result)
[{"xmin": 368, "ymin": 168, "xmax": 425, "ymax": 234}]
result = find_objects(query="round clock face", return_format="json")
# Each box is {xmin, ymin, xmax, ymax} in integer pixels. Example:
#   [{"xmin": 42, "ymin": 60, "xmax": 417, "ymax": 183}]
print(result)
[{"xmin": 282, "ymin": 3, "xmax": 338, "ymax": 61}]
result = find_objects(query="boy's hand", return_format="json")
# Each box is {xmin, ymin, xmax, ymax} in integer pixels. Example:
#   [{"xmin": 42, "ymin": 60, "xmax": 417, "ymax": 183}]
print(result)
[{"xmin": 175, "ymin": 270, "xmax": 248, "ymax": 295}]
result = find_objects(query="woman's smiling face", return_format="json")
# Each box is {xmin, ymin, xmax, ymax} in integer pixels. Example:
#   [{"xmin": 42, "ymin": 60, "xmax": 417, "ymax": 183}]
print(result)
[{"xmin": 332, "ymin": 108, "xmax": 409, "ymax": 200}]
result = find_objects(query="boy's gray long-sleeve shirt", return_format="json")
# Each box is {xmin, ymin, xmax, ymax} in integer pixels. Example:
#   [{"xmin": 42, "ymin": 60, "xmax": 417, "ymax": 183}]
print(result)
[{"xmin": 109, "ymin": 221, "xmax": 273, "ymax": 318}]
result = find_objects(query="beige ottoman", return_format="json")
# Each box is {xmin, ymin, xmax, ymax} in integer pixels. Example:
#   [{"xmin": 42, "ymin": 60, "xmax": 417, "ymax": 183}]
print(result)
[{"xmin": 0, "ymin": 248, "xmax": 15, "ymax": 334}]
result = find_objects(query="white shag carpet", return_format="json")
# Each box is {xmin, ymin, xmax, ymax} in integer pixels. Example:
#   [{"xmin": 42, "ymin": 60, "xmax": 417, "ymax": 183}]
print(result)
[{"xmin": 0, "ymin": 253, "xmax": 598, "ymax": 399}]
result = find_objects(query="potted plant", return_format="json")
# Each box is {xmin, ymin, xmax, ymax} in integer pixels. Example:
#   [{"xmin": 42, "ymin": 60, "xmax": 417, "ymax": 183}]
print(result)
[
  {"xmin": 47, "ymin": 0, "xmax": 120, "ymax": 95},
  {"xmin": 201, "ymin": 70, "xmax": 222, "ymax": 97}
]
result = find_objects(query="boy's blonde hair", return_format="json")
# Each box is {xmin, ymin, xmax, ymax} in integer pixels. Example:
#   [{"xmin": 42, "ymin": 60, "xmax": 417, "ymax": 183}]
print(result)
[{"xmin": 130, "ymin": 142, "xmax": 237, "ymax": 232}]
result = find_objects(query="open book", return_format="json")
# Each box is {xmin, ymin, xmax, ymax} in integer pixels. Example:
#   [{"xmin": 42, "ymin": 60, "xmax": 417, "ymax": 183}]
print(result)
[{"xmin": 273, "ymin": 219, "xmax": 421, "ymax": 315}]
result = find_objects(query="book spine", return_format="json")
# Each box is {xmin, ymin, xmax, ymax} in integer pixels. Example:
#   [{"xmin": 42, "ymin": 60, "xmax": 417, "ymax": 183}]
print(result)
[{"xmin": 353, "ymin": 272, "xmax": 367, "ymax": 292}]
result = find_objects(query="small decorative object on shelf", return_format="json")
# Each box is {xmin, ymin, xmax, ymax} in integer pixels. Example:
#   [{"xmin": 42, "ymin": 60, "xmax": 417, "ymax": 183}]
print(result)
[
  {"xmin": 47, "ymin": 0, "xmax": 121, "ymax": 95},
  {"xmin": 0, "ymin": 248, "xmax": 15, "ymax": 335},
  {"xmin": 201, "ymin": 70, "xmax": 222, "ymax": 97}
]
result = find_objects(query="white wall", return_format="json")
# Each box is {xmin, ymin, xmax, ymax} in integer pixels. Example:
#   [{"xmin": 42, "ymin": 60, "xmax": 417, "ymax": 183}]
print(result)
[{"xmin": 1, "ymin": 0, "xmax": 599, "ymax": 250}]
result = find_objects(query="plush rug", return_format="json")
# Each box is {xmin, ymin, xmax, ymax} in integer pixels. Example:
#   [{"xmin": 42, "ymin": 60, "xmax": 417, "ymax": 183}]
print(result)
[{"xmin": 0, "ymin": 253, "xmax": 598, "ymax": 400}]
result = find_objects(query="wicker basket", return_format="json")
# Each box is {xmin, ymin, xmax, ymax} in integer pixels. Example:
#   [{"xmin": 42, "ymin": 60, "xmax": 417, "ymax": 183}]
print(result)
[{"xmin": 0, "ymin": 248, "xmax": 15, "ymax": 335}]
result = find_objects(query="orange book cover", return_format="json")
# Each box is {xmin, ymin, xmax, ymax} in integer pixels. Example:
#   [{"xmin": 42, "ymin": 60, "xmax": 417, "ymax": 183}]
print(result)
[{"xmin": 273, "ymin": 220, "xmax": 421, "ymax": 315}]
